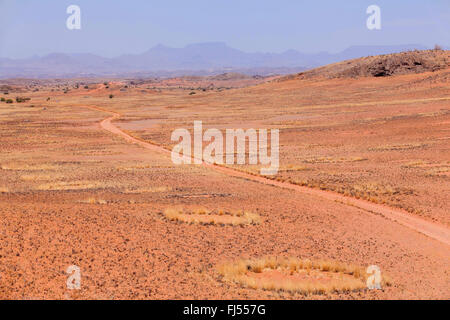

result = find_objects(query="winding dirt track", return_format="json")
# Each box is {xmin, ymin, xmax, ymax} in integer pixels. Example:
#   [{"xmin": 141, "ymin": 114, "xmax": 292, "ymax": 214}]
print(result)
[{"xmin": 87, "ymin": 105, "xmax": 450, "ymax": 246}]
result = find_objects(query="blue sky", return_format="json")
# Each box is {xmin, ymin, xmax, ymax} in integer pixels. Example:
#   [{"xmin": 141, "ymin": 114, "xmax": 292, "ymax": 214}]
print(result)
[{"xmin": 0, "ymin": 0, "xmax": 449, "ymax": 58}]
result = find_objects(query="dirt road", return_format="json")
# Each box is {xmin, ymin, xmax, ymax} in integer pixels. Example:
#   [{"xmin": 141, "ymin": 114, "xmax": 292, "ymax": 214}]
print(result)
[{"xmin": 87, "ymin": 105, "xmax": 450, "ymax": 246}]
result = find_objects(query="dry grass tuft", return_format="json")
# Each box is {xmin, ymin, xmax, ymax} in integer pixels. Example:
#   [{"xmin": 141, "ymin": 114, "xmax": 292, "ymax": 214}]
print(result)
[
  {"xmin": 279, "ymin": 164, "xmax": 310, "ymax": 172},
  {"xmin": 401, "ymin": 160, "xmax": 427, "ymax": 168},
  {"xmin": 115, "ymin": 164, "xmax": 174, "ymax": 171},
  {"xmin": 123, "ymin": 186, "xmax": 172, "ymax": 193},
  {"xmin": 1, "ymin": 163, "xmax": 59, "ymax": 171},
  {"xmin": 302, "ymin": 157, "xmax": 367, "ymax": 164},
  {"xmin": 20, "ymin": 173, "xmax": 66, "ymax": 181},
  {"xmin": 0, "ymin": 187, "xmax": 10, "ymax": 193},
  {"xmin": 217, "ymin": 257, "xmax": 391, "ymax": 294},
  {"xmin": 426, "ymin": 166, "xmax": 450, "ymax": 177},
  {"xmin": 369, "ymin": 143, "xmax": 427, "ymax": 152},
  {"xmin": 79, "ymin": 198, "xmax": 108, "ymax": 204},
  {"xmin": 163, "ymin": 206, "xmax": 261, "ymax": 226},
  {"xmin": 36, "ymin": 181, "xmax": 106, "ymax": 191}
]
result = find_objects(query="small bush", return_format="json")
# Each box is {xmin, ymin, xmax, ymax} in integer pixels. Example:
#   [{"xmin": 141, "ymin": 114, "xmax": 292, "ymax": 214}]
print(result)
[
  {"xmin": 0, "ymin": 97, "xmax": 5, "ymax": 102},
  {"xmin": 6, "ymin": 99, "xmax": 13, "ymax": 104},
  {"xmin": 84, "ymin": 85, "xmax": 89, "ymax": 89},
  {"xmin": 109, "ymin": 94, "xmax": 114, "ymax": 99},
  {"xmin": 15, "ymin": 97, "xmax": 31, "ymax": 103}
]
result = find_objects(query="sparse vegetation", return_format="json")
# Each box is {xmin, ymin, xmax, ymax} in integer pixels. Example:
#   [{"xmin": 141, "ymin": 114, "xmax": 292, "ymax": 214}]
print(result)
[
  {"xmin": 1, "ymin": 163, "xmax": 59, "ymax": 171},
  {"xmin": 279, "ymin": 164, "xmax": 310, "ymax": 172},
  {"xmin": 15, "ymin": 97, "xmax": 31, "ymax": 103},
  {"xmin": 163, "ymin": 206, "xmax": 261, "ymax": 226},
  {"xmin": 123, "ymin": 186, "xmax": 172, "ymax": 193},
  {"xmin": 302, "ymin": 156, "xmax": 367, "ymax": 164},
  {"xmin": 401, "ymin": 160, "xmax": 426, "ymax": 168},
  {"xmin": 426, "ymin": 166, "xmax": 450, "ymax": 177},
  {"xmin": 19, "ymin": 172, "xmax": 66, "ymax": 181},
  {"xmin": 369, "ymin": 143, "xmax": 427, "ymax": 152},
  {"xmin": 35, "ymin": 181, "xmax": 106, "ymax": 191},
  {"xmin": 0, "ymin": 187, "xmax": 9, "ymax": 193},
  {"xmin": 79, "ymin": 198, "xmax": 108, "ymax": 205}
]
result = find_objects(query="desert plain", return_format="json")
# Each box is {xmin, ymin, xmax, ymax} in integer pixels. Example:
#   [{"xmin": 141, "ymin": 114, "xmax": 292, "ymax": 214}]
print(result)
[{"xmin": 0, "ymin": 50, "xmax": 449, "ymax": 299}]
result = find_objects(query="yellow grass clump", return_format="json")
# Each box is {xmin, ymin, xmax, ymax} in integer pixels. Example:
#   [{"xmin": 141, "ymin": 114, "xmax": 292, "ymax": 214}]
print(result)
[
  {"xmin": 369, "ymin": 143, "xmax": 427, "ymax": 152},
  {"xmin": 115, "ymin": 164, "xmax": 174, "ymax": 171},
  {"xmin": 302, "ymin": 157, "xmax": 368, "ymax": 164},
  {"xmin": 426, "ymin": 166, "xmax": 450, "ymax": 177},
  {"xmin": 35, "ymin": 180, "xmax": 106, "ymax": 191},
  {"xmin": 0, "ymin": 187, "xmax": 10, "ymax": 193},
  {"xmin": 279, "ymin": 164, "xmax": 310, "ymax": 172},
  {"xmin": 163, "ymin": 206, "xmax": 261, "ymax": 226},
  {"xmin": 20, "ymin": 173, "xmax": 67, "ymax": 181},
  {"xmin": 1, "ymin": 163, "xmax": 59, "ymax": 171},
  {"xmin": 79, "ymin": 198, "xmax": 108, "ymax": 204},
  {"xmin": 123, "ymin": 186, "xmax": 172, "ymax": 193},
  {"xmin": 217, "ymin": 257, "xmax": 391, "ymax": 294},
  {"xmin": 401, "ymin": 160, "xmax": 426, "ymax": 168}
]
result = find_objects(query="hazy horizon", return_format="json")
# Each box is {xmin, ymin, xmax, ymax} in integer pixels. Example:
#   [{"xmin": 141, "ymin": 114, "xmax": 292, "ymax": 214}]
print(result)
[
  {"xmin": 0, "ymin": 42, "xmax": 439, "ymax": 60},
  {"xmin": 0, "ymin": 0, "xmax": 448, "ymax": 59}
]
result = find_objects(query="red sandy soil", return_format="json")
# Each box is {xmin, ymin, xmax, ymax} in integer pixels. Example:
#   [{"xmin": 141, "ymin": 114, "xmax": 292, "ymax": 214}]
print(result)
[
  {"xmin": 93, "ymin": 105, "xmax": 449, "ymax": 245},
  {"xmin": 0, "ymin": 51, "xmax": 449, "ymax": 300}
]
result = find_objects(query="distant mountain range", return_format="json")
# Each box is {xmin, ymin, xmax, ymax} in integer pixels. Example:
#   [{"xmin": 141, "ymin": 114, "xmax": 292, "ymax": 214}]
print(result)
[{"xmin": 0, "ymin": 43, "xmax": 438, "ymax": 79}]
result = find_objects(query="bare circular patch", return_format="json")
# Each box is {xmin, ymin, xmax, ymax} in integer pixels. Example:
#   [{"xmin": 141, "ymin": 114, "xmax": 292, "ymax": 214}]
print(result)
[
  {"xmin": 162, "ymin": 206, "xmax": 261, "ymax": 226},
  {"xmin": 218, "ymin": 257, "xmax": 390, "ymax": 294}
]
